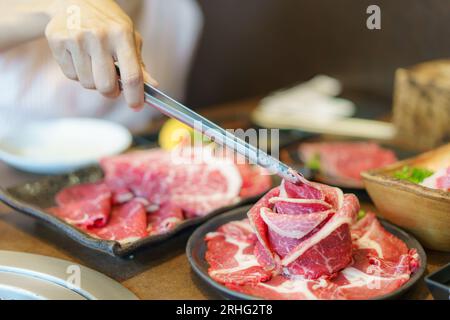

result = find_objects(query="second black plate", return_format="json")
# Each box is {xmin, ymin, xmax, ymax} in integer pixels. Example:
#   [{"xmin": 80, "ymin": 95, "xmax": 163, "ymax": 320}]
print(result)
[{"xmin": 187, "ymin": 205, "xmax": 427, "ymax": 300}]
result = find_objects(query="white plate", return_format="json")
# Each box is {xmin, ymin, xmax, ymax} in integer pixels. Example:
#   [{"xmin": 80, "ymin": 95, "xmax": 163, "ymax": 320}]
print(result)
[
  {"xmin": 0, "ymin": 118, "xmax": 132, "ymax": 174},
  {"xmin": 0, "ymin": 250, "xmax": 138, "ymax": 300}
]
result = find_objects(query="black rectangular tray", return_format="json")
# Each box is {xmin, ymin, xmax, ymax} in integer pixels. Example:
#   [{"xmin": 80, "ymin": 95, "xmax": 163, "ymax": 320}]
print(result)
[{"xmin": 0, "ymin": 165, "xmax": 280, "ymax": 257}]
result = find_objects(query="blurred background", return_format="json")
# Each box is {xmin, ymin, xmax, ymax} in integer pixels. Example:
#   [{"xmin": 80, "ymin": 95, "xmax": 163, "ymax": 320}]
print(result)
[
  {"xmin": 0, "ymin": 0, "xmax": 449, "ymax": 175},
  {"xmin": 186, "ymin": 0, "xmax": 450, "ymax": 108},
  {"xmin": 0, "ymin": 1, "xmax": 449, "ymax": 301}
]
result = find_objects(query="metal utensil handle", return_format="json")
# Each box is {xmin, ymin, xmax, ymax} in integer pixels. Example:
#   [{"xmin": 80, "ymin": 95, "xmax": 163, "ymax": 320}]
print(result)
[
  {"xmin": 115, "ymin": 65, "xmax": 300, "ymax": 184},
  {"xmin": 142, "ymin": 83, "xmax": 300, "ymax": 184}
]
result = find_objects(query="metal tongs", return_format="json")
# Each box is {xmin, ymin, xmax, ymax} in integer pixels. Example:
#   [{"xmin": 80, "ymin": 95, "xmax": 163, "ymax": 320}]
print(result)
[{"xmin": 116, "ymin": 68, "xmax": 304, "ymax": 184}]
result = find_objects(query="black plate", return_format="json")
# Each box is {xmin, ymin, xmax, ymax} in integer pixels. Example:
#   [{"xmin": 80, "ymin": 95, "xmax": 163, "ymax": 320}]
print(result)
[
  {"xmin": 425, "ymin": 263, "xmax": 450, "ymax": 300},
  {"xmin": 187, "ymin": 205, "xmax": 427, "ymax": 300},
  {"xmin": 0, "ymin": 164, "xmax": 307, "ymax": 257}
]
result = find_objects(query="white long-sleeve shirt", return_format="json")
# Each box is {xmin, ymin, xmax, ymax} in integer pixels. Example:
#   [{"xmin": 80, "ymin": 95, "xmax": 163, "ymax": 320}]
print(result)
[{"xmin": 0, "ymin": 0, "xmax": 203, "ymax": 135}]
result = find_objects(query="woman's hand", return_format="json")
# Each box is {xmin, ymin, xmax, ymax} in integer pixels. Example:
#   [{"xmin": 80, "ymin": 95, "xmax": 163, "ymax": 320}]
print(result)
[{"xmin": 45, "ymin": 0, "xmax": 157, "ymax": 109}]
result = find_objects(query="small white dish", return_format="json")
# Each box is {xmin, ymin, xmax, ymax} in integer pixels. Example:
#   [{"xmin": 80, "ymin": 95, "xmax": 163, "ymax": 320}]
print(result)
[{"xmin": 0, "ymin": 118, "xmax": 132, "ymax": 174}]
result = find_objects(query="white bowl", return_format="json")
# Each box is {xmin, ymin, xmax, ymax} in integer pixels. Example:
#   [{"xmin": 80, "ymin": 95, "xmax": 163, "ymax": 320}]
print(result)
[{"xmin": 0, "ymin": 118, "xmax": 132, "ymax": 174}]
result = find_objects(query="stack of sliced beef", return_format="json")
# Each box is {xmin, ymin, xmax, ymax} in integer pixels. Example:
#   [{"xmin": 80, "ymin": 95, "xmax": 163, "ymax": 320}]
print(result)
[
  {"xmin": 248, "ymin": 180, "xmax": 358, "ymax": 279},
  {"xmin": 205, "ymin": 179, "xmax": 420, "ymax": 299},
  {"xmin": 49, "ymin": 148, "xmax": 272, "ymax": 244}
]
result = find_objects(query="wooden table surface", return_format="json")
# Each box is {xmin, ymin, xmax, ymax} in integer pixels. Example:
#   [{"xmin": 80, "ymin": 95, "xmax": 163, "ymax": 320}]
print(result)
[{"xmin": 0, "ymin": 99, "xmax": 448, "ymax": 300}]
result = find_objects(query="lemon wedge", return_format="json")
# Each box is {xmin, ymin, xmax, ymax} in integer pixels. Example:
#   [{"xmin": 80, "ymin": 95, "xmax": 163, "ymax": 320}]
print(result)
[{"xmin": 158, "ymin": 118, "xmax": 211, "ymax": 150}]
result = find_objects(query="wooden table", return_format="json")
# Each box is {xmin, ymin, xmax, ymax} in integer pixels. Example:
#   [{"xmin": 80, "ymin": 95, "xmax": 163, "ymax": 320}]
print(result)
[{"xmin": 0, "ymin": 99, "xmax": 448, "ymax": 300}]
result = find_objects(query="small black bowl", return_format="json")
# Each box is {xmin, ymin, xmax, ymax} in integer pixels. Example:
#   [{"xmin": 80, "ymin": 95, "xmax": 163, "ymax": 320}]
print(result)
[
  {"xmin": 425, "ymin": 263, "xmax": 450, "ymax": 300},
  {"xmin": 186, "ymin": 205, "xmax": 427, "ymax": 300}
]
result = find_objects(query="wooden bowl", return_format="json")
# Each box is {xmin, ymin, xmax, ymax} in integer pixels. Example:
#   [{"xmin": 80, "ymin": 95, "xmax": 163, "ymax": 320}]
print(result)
[{"xmin": 362, "ymin": 143, "xmax": 450, "ymax": 252}]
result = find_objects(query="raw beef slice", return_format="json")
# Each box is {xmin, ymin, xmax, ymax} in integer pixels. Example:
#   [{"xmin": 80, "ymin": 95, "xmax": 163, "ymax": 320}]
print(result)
[
  {"xmin": 205, "ymin": 219, "xmax": 272, "ymax": 285},
  {"xmin": 87, "ymin": 199, "xmax": 148, "ymax": 244},
  {"xmin": 147, "ymin": 202, "xmax": 184, "ymax": 235},
  {"xmin": 236, "ymin": 164, "xmax": 273, "ymax": 198},
  {"xmin": 100, "ymin": 149, "xmax": 243, "ymax": 217},
  {"xmin": 49, "ymin": 182, "xmax": 112, "ymax": 227},
  {"xmin": 248, "ymin": 180, "xmax": 358, "ymax": 279}
]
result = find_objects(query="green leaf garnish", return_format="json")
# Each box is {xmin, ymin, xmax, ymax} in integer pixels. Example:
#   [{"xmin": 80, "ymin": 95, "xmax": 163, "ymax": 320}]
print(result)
[
  {"xmin": 306, "ymin": 153, "xmax": 321, "ymax": 171},
  {"xmin": 357, "ymin": 209, "xmax": 366, "ymax": 220},
  {"xmin": 393, "ymin": 166, "xmax": 434, "ymax": 184}
]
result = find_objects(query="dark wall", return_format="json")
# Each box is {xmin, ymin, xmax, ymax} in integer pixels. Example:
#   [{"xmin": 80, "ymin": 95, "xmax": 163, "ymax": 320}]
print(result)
[{"xmin": 186, "ymin": 0, "xmax": 450, "ymax": 107}]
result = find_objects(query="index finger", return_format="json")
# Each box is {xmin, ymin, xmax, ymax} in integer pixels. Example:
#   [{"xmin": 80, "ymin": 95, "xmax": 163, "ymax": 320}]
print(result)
[{"xmin": 115, "ymin": 33, "xmax": 144, "ymax": 110}]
